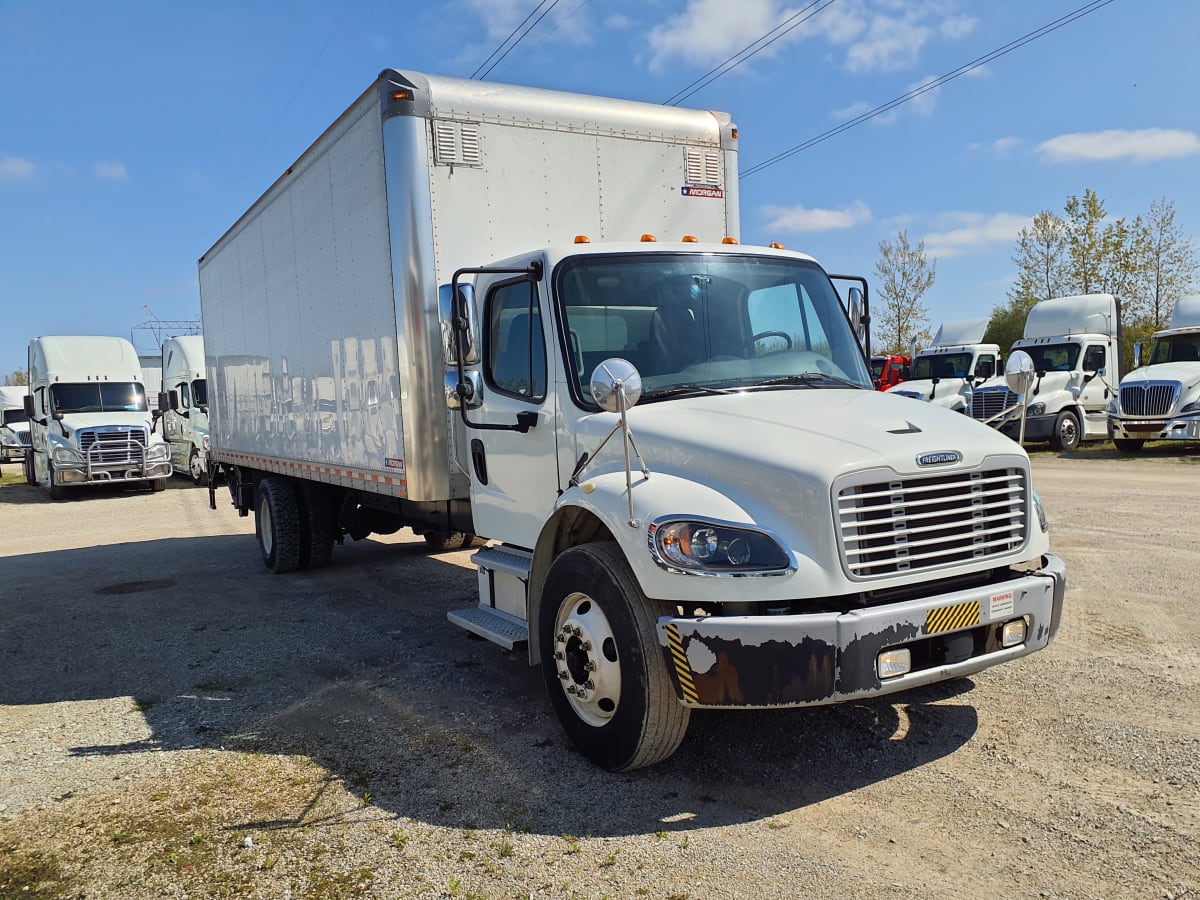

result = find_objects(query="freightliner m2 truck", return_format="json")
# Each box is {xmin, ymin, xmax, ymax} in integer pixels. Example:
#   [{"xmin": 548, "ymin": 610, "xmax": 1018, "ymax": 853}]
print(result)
[
  {"xmin": 24, "ymin": 336, "xmax": 172, "ymax": 498},
  {"xmin": 1109, "ymin": 294, "xmax": 1200, "ymax": 452},
  {"xmin": 200, "ymin": 70, "xmax": 1065, "ymax": 771},
  {"xmin": 888, "ymin": 320, "xmax": 1000, "ymax": 413},
  {"xmin": 970, "ymin": 294, "xmax": 1120, "ymax": 451},
  {"xmin": 159, "ymin": 334, "xmax": 211, "ymax": 484}
]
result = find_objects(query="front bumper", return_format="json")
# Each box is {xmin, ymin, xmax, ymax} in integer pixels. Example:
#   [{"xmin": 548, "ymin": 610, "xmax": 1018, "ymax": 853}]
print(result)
[
  {"xmin": 1109, "ymin": 415, "xmax": 1200, "ymax": 442},
  {"xmin": 1010, "ymin": 412, "xmax": 1055, "ymax": 442},
  {"xmin": 657, "ymin": 554, "xmax": 1066, "ymax": 708}
]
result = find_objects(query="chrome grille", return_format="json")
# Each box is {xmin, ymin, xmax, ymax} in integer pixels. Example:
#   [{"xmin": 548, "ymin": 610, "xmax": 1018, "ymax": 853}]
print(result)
[
  {"xmin": 970, "ymin": 389, "xmax": 1018, "ymax": 421},
  {"xmin": 18, "ymin": 432, "xmax": 31, "ymax": 447},
  {"xmin": 1120, "ymin": 382, "xmax": 1179, "ymax": 417},
  {"xmin": 78, "ymin": 427, "xmax": 148, "ymax": 465},
  {"xmin": 836, "ymin": 466, "xmax": 1028, "ymax": 579}
]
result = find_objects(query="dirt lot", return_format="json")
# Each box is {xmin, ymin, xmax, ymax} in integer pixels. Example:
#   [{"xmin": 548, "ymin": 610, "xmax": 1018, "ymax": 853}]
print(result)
[{"xmin": 0, "ymin": 452, "xmax": 1198, "ymax": 899}]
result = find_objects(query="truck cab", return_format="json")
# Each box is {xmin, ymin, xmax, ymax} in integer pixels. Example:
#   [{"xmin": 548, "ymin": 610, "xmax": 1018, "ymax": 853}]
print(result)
[
  {"xmin": 160, "ymin": 335, "xmax": 210, "ymax": 484},
  {"xmin": 24, "ymin": 336, "xmax": 172, "ymax": 499},
  {"xmin": 1109, "ymin": 294, "xmax": 1200, "ymax": 452},
  {"xmin": 889, "ymin": 319, "xmax": 999, "ymax": 413},
  {"xmin": 0, "ymin": 386, "xmax": 30, "ymax": 463},
  {"xmin": 972, "ymin": 294, "xmax": 1119, "ymax": 451},
  {"xmin": 870, "ymin": 354, "xmax": 910, "ymax": 390}
]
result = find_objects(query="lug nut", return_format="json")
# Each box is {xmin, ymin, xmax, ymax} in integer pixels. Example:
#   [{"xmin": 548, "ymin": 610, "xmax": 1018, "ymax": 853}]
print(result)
[
  {"xmin": 584, "ymin": 661, "xmax": 597, "ymax": 672},
  {"xmin": 584, "ymin": 679, "xmax": 595, "ymax": 691},
  {"xmin": 580, "ymin": 641, "xmax": 592, "ymax": 652},
  {"xmin": 554, "ymin": 651, "xmax": 564, "ymax": 661},
  {"xmin": 559, "ymin": 671, "xmax": 568, "ymax": 680}
]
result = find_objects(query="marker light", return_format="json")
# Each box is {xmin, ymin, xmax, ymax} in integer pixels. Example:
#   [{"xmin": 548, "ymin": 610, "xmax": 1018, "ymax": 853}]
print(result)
[
  {"xmin": 721, "ymin": 237, "xmax": 738, "ymax": 245},
  {"xmin": 1001, "ymin": 618, "xmax": 1027, "ymax": 648},
  {"xmin": 574, "ymin": 235, "xmax": 591, "ymax": 243},
  {"xmin": 769, "ymin": 242, "xmax": 784, "ymax": 249},
  {"xmin": 877, "ymin": 648, "xmax": 912, "ymax": 679},
  {"xmin": 731, "ymin": 127, "xmax": 738, "ymax": 139},
  {"xmin": 681, "ymin": 235, "xmax": 698, "ymax": 243},
  {"xmin": 640, "ymin": 234, "xmax": 657, "ymax": 242},
  {"xmin": 391, "ymin": 90, "xmax": 412, "ymax": 101}
]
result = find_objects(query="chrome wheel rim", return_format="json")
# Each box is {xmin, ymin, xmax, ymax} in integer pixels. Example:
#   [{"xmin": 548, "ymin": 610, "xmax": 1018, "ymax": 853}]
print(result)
[
  {"xmin": 260, "ymin": 498, "xmax": 274, "ymax": 555},
  {"xmin": 552, "ymin": 592, "xmax": 621, "ymax": 727}
]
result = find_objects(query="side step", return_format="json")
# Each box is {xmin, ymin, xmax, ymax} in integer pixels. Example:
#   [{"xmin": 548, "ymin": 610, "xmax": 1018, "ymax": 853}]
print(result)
[{"xmin": 447, "ymin": 606, "xmax": 528, "ymax": 650}]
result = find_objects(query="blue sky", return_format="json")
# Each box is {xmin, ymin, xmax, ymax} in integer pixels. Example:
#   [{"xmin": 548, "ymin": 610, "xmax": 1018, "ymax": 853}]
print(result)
[{"xmin": 2, "ymin": 0, "xmax": 1196, "ymax": 376}]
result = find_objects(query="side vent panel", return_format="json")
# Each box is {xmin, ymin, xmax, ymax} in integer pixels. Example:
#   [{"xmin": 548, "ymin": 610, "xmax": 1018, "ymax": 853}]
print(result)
[
  {"xmin": 684, "ymin": 147, "xmax": 721, "ymax": 186},
  {"xmin": 433, "ymin": 121, "xmax": 483, "ymax": 167}
]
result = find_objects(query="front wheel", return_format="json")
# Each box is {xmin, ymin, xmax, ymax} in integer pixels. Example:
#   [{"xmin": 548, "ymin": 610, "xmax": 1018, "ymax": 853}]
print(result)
[
  {"xmin": 1051, "ymin": 409, "xmax": 1081, "ymax": 452},
  {"xmin": 48, "ymin": 463, "xmax": 67, "ymax": 501},
  {"xmin": 1113, "ymin": 438, "xmax": 1144, "ymax": 454},
  {"xmin": 149, "ymin": 478, "xmax": 167, "ymax": 493},
  {"xmin": 539, "ymin": 543, "xmax": 690, "ymax": 771},
  {"xmin": 189, "ymin": 448, "xmax": 208, "ymax": 486},
  {"xmin": 255, "ymin": 477, "xmax": 301, "ymax": 573},
  {"xmin": 24, "ymin": 452, "xmax": 36, "ymax": 486}
]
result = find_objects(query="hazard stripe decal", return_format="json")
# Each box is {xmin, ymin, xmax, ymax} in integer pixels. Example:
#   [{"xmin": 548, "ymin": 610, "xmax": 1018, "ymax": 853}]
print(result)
[
  {"xmin": 664, "ymin": 623, "xmax": 699, "ymax": 704},
  {"xmin": 925, "ymin": 601, "xmax": 981, "ymax": 635}
]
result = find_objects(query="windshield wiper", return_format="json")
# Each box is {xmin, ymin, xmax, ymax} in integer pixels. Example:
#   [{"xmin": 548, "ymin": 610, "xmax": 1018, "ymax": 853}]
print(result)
[
  {"xmin": 753, "ymin": 372, "xmax": 866, "ymax": 390},
  {"xmin": 640, "ymin": 383, "xmax": 735, "ymax": 402}
]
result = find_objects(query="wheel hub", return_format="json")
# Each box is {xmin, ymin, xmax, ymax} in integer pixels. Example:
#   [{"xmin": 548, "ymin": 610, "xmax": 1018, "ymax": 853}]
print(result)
[{"xmin": 552, "ymin": 593, "xmax": 621, "ymax": 727}]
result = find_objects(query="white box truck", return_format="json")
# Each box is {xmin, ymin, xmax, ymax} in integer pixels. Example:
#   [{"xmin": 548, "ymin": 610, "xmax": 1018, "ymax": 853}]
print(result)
[
  {"xmin": 1108, "ymin": 294, "xmax": 1200, "ymax": 452},
  {"xmin": 971, "ymin": 294, "xmax": 1120, "ymax": 451},
  {"xmin": 200, "ymin": 69, "xmax": 1065, "ymax": 771},
  {"xmin": 888, "ymin": 319, "xmax": 1001, "ymax": 413},
  {"xmin": 158, "ymin": 334, "xmax": 211, "ymax": 484},
  {"xmin": 24, "ymin": 336, "xmax": 172, "ymax": 499},
  {"xmin": 0, "ymin": 385, "xmax": 31, "ymax": 464}
]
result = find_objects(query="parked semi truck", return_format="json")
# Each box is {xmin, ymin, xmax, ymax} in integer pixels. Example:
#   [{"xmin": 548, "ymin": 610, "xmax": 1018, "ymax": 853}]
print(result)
[
  {"xmin": 0, "ymin": 385, "xmax": 31, "ymax": 464},
  {"xmin": 24, "ymin": 336, "xmax": 172, "ymax": 498},
  {"xmin": 971, "ymin": 294, "xmax": 1120, "ymax": 451},
  {"xmin": 870, "ymin": 353, "xmax": 910, "ymax": 390},
  {"xmin": 200, "ymin": 69, "xmax": 1065, "ymax": 771},
  {"xmin": 889, "ymin": 320, "xmax": 1000, "ymax": 412},
  {"xmin": 158, "ymin": 335, "xmax": 210, "ymax": 484},
  {"xmin": 1109, "ymin": 294, "xmax": 1200, "ymax": 452}
]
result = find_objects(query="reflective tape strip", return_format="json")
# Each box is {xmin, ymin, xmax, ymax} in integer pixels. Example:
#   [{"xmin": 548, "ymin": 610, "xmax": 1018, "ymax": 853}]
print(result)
[
  {"xmin": 925, "ymin": 601, "xmax": 981, "ymax": 635},
  {"xmin": 665, "ymin": 623, "xmax": 699, "ymax": 704}
]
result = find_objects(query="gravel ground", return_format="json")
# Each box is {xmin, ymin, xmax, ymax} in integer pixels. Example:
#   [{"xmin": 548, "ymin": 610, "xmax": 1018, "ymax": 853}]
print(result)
[{"xmin": 0, "ymin": 451, "xmax": 1198, "ymax": 899}]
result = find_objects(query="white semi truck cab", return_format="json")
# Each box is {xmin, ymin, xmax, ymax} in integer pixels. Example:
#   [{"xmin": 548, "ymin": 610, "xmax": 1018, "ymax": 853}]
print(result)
[
  {"xmin": 889, "ymin": 319, "xmax": 1000, "ymax": 413},
  {"xmin": 24, "ymin": 336, "xmax": 172, "ymax": 499},
  {"xmin": 1109, "ymin": 294, "xmax": 1200, "ymax": 452},
  {"xmin": 0, "ymin": 385, "xmax": 31, "ymax": 463},
  {"xmin": 200, "ymin": 70, "xmax": 1065, "ymax": 770},
  {"xmin": 158, "ymin": 335, "xmax": 210, "ymax": 484},
  {"xmin": 971, "ymin": 294, "xmax": 1120, "ymax": 451}
]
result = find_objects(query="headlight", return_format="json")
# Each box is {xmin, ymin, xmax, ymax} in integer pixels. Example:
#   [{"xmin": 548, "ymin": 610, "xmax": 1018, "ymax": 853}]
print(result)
[
  {"xmin": 1032, "ymin": 490, "xmax": 1049, "ymax": 533},
  {"xmin": 1027, "ymin": 402, "xmax": 1045, "ymax": 416},
  {"xmin": 201, "ymin": 435, "xmax": 211, "ymax": 451},
  {"xmin": 1106, "ymin": 397, "xmax": 1119, "ymax": 415},
  {"xmin": 146, "ymin": 442, "xmax": 170, "ymax": 461},
  {"xmin": 649, "ymin": 519, "xmax": 792, "ymax": 574},
  {"xmin": 0, "ymin": 433, "xmax": 16, "ymax": 446},
  {"xmin": 52, "ymin": 444, "xmax": 82, "ymax": 464},
  {"xmin": 1181, "ymin": 401, "xmax": 1200, "ymax": 415}
]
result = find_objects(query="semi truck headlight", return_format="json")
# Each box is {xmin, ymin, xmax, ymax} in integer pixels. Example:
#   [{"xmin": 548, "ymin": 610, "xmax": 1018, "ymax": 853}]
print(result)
[
  {"xmin": 201, "ymin": 435, "xmax": 211, "ymax": 451},
  {"xmin": 1027, "ymin": 402, "xmax": 1045, "ymax": 416},
  {"xmin": 1106, "ymin": 397, "xmax": 1119, "ymax": 415},
  {"xmin": 1181, "ymin": 401, "xmax": 1200, "ymax": 415},
  {"xmin": 0, "ymin": 433, "xmax": 16, "ymax": 446},
  {"xmin": 147, "ymin": 443, "xmax": 170, "ymax": 461},
  {"xmin": 1032, "ymin": 490, "xmax": 1049, "ymax": 533},
  {"xmin": 52, "ymin": 444, "xmax": 82, "ymax": 464},
  {"xmin": 650, "ymin": 519, "xmax": 791, "ymax": 574}
]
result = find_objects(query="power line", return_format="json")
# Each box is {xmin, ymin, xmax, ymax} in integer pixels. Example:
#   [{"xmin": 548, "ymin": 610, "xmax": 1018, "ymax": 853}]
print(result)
[
  {"xmin": 485, "ymin": 0, "xmax": 590, "ymax": 82},
  {"xmin": 741, "ymin": 0, "xmax": 1119, "ymax": 179},
  {"xmin": 664, "ymin": 0, "xmax": 839, "ymax": 106},
  {"xmin": 471, "ymin": 0, "xmax": 564, "ymax": 81}
]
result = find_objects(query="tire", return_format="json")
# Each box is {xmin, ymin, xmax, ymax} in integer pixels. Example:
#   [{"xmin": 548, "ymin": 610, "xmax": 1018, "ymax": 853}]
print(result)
[
  {"xmin": 255, "ymin": 477, "xmax": 301, "ymax": 573},
  {"xmin": 423, "ymin": 531, "xmax": 471, "ymax": 552},
  {"xmin": 24, "ymin": 452, "xmax": 36, "ymax": 486},
  {"xmin": 1050, "ymin": 409, "xmax": 1081, "ymax": 452},
  {"xmin": 150, "ymin": 478, "xmax": 168, "ymax": 493},
  {"xmin": 539, "ymin": 543, "xmax": 690, "ymax": 771},
  {"xmin": 296, "ymin": 481, "xmax": 336, "ymax": 570},
  {"xmin": 189, "ymin": 448, "xmax": 209, "ymax": 486},
  {"xmin": 48, "ymin": 463, "xmax": 67, "ymax": 501},
  {"xmin": 1113, "ymin": 438, "xmax": 1144, "ymax": 454}
]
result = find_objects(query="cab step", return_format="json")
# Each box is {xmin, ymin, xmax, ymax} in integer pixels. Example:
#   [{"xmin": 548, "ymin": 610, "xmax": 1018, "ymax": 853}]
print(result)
[{"xmin": 447, "ymin": 606, "xmax": 528, "ymax": 650}]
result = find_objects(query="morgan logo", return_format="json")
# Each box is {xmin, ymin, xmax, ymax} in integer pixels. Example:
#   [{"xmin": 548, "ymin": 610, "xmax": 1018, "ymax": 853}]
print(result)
[
  {"xmin": 681, "ymin": 185, "xmax": 724, "ymax": 199},
  {"xmin": 916, "ymin": 450, "xmax": 962, "ymax": 467}
]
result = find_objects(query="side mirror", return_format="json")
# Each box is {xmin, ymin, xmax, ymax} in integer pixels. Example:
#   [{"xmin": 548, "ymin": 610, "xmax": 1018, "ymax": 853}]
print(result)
[
  {"xmin": 158, "ymin": 391, "xmax": 170, "ymax": 413},
  {"xmin": 52, "ymin": 410, "xmax": 64, "ymax": 421},
  {"xmin": 1133, "ymin": 342, "xmax": 1143, "ymax": 368},
  {"xmin": 846, "ymin": 287, "xmax": 867, "ymax": 349},
  {"xmin": 23, "ymin": 395, "xmax": 33, "ymax": 416},
  {"xmin": 1004, "ymin": 350, "xmax": 1036, "ymax": 396},
  {"xmin": 590, "ymin": 358, "xmax": 642, "ymax": 412},
  {"xmin": 439, "ymin": 283, "xmax": 479, "ymax": 367}
]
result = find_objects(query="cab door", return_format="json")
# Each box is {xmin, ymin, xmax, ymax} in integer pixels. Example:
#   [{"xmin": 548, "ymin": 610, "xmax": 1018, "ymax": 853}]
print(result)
[
  {"xmin": 1079, "ymin": 342, "xmax": 1112, "ymax": 438},
  {"xmin": 467, "ymin": 274, "xmax": 561, "ymax": 549}
]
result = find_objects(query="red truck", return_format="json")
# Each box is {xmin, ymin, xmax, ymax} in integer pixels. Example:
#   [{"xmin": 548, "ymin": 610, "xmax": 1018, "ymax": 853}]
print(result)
[{"xmin": 871, "ymin": 354, "xmax": 911, "ymax": 390}]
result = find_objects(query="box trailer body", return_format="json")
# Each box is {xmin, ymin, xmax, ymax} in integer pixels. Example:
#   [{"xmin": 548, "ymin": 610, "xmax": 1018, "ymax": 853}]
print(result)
[
  {"xmin": 0, "ymin": 385, "xmax": 31, "ymax": 463},
  {"xmin": 24, "ymin": 336, "xmax": 171, "ymax": 498},
  {"xmin": 159, "ymin": 335, "xmax": 210, "ymax": 484},
  {"xmin": 972, "ymin": 294, "xmax": 1120, "ymax": 450},
  {"xmin": 200, "ymin": 69, "xmax": 1064, "ymax": 771},
  {"xmin": 1109, "ymin": 293, "xmax": 1200, "ymax": 451},
  {"xmin": 889, "ymin": 319, "xmax": 1000, "ymax": 412}
]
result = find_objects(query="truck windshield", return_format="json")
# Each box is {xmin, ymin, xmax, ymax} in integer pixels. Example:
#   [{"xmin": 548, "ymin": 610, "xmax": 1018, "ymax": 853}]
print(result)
[
  {"xmin": 2, "ymin": 409, "xmax": 27, "ymax": 426},
  {"xmin": 1149, "ymin": 334, "xmax": 1200, "ymax": 365},
  {"xmin": 870, "ymin": 357, "xmax": 885, "ymax": 379},
  {"xmin": 192, "ymin": 379, "xmax": 208, "ymax": 406},
  {"xmin": 1021, "ymin": 343, "xmax": 1080, "ymax": 373},
  {"xmin": 554, "ymin": 253, "xmax": 870, "ymax": 402},
  {"xmin": 50, "ymin": 382, "xmax": 148, "ymax": 414},
  {"xmin": 912, "ymin": 352, "xmax": 973, "ymax": 380}
]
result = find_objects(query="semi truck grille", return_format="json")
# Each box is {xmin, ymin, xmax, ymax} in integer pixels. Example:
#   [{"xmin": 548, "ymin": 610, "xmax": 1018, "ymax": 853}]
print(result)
[
  {"xmin": 18, "ymin": 432, "xmax": 31, "ymax": 447},
  {"xmin": 835, "ymin": 466, "xmax": 1028, "ymax": 579},
  {"xmin": 1120, "ymin": 382, "xmax": 1179, "ymax": 417},
  {"xmin": 78, "ymin": 426, "xmax": 148, "ymax": 465},
  {"xmin": 970, "ymin": 389, "xmax": 1018, "ymax": 421}
]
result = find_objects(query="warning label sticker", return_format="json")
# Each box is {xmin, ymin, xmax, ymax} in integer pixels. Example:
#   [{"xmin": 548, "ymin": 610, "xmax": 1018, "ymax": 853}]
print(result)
[
  {"xmin": 989, "ymin": 590, "xmax": 1015, "ymax": 619},
  {"xmin": 385, "ymin": 458, "xmax": 405, "ymax": 472},
  {"xmin": 681, "ymin": 185, "xmax": 724, "ymax": 199}
]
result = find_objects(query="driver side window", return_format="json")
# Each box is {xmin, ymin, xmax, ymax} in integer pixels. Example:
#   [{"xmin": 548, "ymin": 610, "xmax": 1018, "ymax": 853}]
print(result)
[
  {"xmin": 1084, "ymin": 345, "xmax": 1106, "ymax": 372},
  {"xmin": 486, "ymin": 281, "xmax": 547, "ymax": 401}
]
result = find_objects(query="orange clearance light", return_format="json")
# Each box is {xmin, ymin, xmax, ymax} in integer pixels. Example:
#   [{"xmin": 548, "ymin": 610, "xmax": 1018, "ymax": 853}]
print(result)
[
  {"xmin": 721, "ymin": 236, "xmax": 739, "ymax": 245},
  {"xmin": 770, "ymin": 241, "xmax": 785, "ymax": 249},
  {"xmin": 731, "ymin": 127, "xmax": 739, "ymax": 139},
  {"xmin": 640, "ymin": 234, "xmax": 657, "ymax": 242},
  {"xmin": 681, "ymin": 235, "xmax": 698, "ymax": 243},
  {"xmin": 391, "ymin": 90, "xmax": 412, "ymax": 101},
  {"xmin": 574, "ymin": 235, "xmax": 591, "ymax": 244}
]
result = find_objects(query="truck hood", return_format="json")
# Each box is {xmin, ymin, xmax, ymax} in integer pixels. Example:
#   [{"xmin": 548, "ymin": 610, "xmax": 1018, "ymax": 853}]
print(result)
[
  {"xmin": 1121, "ymin": 362, "xmax": 1200, "ymax": 389},
  {"xmin": 59, "ymin": 412, "xmax": 162, "ymax": 441},
  {"xmin": 885, "ymin": 378, "xmax": 971, "ymax": 409}
]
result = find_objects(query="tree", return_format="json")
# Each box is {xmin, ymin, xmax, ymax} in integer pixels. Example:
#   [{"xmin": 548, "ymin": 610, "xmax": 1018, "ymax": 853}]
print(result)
[
  {"xmin": 873, "ymin": 229, "xmax": 935, "ymax": 354},
  {"xmin": 3, "ymin": 370, "xmax": 27, "ymax": 386},
  {"xmin": 1134, "ymin": 197, "xmax": 1199, "ymax": 331},
  {"xmin": 1063, "ymin": 188, "xmax": 1145, "ymax": 303},
  {"xmin": 1009, "ymin": 210, "xmax": 1070, "ymax": 306}
]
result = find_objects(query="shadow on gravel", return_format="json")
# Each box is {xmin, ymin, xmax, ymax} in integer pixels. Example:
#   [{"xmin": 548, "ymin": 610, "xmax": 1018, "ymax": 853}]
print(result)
[{"xmin": 0, "ymin": 533, "xmax": 980, "ymax": 837}]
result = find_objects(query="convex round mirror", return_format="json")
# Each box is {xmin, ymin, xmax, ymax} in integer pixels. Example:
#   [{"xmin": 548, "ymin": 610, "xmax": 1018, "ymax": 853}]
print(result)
[
  {"xmin": 590, "ymin": 358, "xmax": 642, "ymax": 412},
  {"xmin": 1004, "ymin": 350, "xmax": 1036, "ymax": 395}
]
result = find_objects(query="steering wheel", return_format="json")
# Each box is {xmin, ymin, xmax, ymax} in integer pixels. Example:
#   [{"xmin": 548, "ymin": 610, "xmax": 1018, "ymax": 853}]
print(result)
[{"xmin": 742, "ymin": 330, "xmax": 794, "ymax": 354}]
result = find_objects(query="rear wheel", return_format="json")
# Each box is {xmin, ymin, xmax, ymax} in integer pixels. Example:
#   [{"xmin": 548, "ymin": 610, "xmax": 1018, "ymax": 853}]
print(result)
[
  {"xmin": 296, "ymin": 481, "xmax": 336, "ymax": 570},
  {"xmin": 423, "ymin": 531, "xmax": 471, "ymax": 552},
  {"xmin": 539, "ymin": 543, "xmax": 690, "ymax": 771},
  {"xmin": 189, "ymin": 448, "xmax": 208, "ymax": 486},
  {"xmin": 255, "ymin": 477, "xmax": 301, "ymax": 573},
  {"xmin": 1113, "ymin": 438, "xmax": 1144, "ymax": 453},
  {"xmin": 1050, "ymin": 409, "xmax": 1081, "ymax": 452}
]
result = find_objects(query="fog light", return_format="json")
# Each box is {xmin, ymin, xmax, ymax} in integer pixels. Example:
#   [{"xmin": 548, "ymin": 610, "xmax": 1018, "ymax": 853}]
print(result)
[
  {"xmin": 1001, "ymin": 618, "xmax": 1027, "ymax": 648},
  {"xmin": 877, "ymin": 648, "xmax": 911, "ymax": 679}
]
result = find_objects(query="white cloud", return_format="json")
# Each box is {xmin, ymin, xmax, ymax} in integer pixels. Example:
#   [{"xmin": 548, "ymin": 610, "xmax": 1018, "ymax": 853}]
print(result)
[
  {"xmin": 1037, "ymin": 128, "xmax": 1200, "ymax": 163},
  {"xmin": 832, "ymin": 75, "xmax": 940, "ymax": 125},
  {"xmin": 939, "ymin": 14, "xmax": 977, "ymax": 40},
  {"xmin": 604, "ymin": 14, "xmax": 633, "ymax": 30},
  {"xmin": 646, "ymin": 0, "xmax": 792, "ymax": 72},
  {"xmin": 94, "ymin": 160, "xmax": 128, "ymax": 181},
  {"xmin": 923, "ymin": 212, "xmax": 1029, "ymax": 259},
  {"xmin": 846, "ymin": 16, "xmax": 931, "ymax": 73},
  {"xmin": 968, "ymin": 136, "xmax": 1022, "ymax": 158},
  {"xmin": 467, "ymin": 0, "xmax": 591, "ymax": 51},
  {"xmin": 762, "ymin": 200, "xmax": 872, "ymax": 233},
  {"xmin": 0, "ymin": 155, "xmax": 36, "ymax": 181}
]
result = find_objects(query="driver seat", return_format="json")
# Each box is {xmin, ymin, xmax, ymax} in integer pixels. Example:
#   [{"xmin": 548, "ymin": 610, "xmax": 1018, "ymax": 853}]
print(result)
[{"xmin": 646, "ymin": 299, "xmax": 706, "ymax": 374}]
